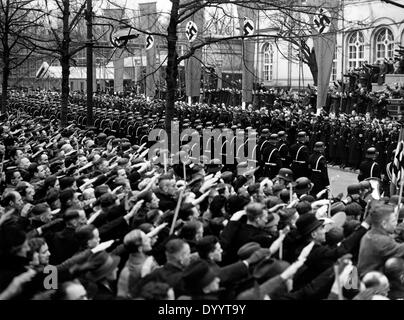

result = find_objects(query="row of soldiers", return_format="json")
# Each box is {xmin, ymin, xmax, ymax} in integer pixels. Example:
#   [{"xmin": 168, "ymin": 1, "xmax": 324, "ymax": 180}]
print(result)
[{"xmin": 6, "ymin": 91, "xmax": 402, "ymax": 191}]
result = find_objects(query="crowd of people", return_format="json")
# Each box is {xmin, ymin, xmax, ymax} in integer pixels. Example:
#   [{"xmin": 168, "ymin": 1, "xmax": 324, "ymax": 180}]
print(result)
[{"xmin": 1, "ymin": 85, "xmax": 404, "ymax": 301}]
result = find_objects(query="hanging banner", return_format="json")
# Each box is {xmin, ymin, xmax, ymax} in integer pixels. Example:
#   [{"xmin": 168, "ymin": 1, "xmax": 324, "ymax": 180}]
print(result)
[
  {"xmin": 114, "ymin": 57, "xmax": 124, "ymax": 93},
  {"xmin": 185, "ymin": 3, "xmax": 204, "ymax": 99},
  {"xmin": 145, "ymin": 33, "xmax": 154, "ymax": 51},
  {"xmin": 307, "ymin": 0, "xmax": 340, "ymax": 111},
  {"xmin": 237, "ymin": 7, "xmax": 257, "ymax": 104},
  {"xmin": 185, "ymin": 21, "xmax": 198, "ymax": 42},
  {"xmin": 139, "ymin": 2, "xmax": 158, "ymax": 99},
  {"xmin": 243, "ymin": 18, "xmax": 255, "ymax": 36}
]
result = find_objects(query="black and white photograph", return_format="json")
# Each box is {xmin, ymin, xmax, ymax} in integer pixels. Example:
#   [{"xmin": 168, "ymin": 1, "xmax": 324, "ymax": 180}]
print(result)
[{"xmin": 1, "ymin": 0, "xmax": 404, "ymax": 305}]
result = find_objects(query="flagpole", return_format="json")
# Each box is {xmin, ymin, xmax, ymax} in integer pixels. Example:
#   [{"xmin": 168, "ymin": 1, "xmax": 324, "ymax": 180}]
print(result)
[
  {"xmin": 394, "ymin": 125, "xmax": 404, "ymax": 196},
  {"xmin": 333, "ymin": 264, "xmax": 343, "ymax": 300},
  {"xmin": 397, "ymin": 172, "xmax": 404, "ymax": 217},
  {"xmin": 339, "ymin": 0, "xmax": 345, "ymax": 112},
  {"xmin": 169, "ymin": 189, "xmax": 185, "ymax": 236},
  {"xmin": 327, "ymin": 182, "xmax": 334, "ymax": 218},
  {"xmin": 289, "ymin": 182, "xmax": 293, "ymax": 203},
  {"xmin": 399, "ymin": 164, "xmax": 404, "ymax": 206}
]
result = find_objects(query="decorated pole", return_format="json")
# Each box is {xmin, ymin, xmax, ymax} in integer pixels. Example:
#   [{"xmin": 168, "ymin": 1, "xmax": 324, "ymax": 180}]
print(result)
[
  {"xmin": 289, "ymin": 183, "xmax": 293, "ymax": 203},
  {"xmin": 333, "ymin": 264, "xmax": 343, "ymax": 300},
  {"xmin": 169, "ymin": 189, "xmax": 185, "ymax": 236}
]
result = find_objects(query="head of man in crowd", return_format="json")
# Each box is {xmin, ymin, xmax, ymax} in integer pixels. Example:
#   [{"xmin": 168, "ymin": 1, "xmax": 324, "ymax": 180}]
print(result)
[
  {"xmin": 60, "ymin": 188, "xmax": 81, "ymax": 211},
  {"xmin": 5, "ymin": 169, "xmax": 23, "ymax": 187},
  {"xmin": 370, "ymin": 203, "xmax": 397, "ymax": 234},
  {"xmin": 1, "ymin": 190, "xmax": 24, "ymax": 213},
  {"xmin": 53, "ymin": 280, "xmax": 88, "ymax": 300},
  {"xmin": 296, "ymin": 214, "xmax": 326, "ymax": 244},
  {"xmin": 158, "ymin": 175, "xmax": 177, "ymax": 196},
  {"xmin": 165, "ymin": 239, "xmax": 191, "ymax": 269},
  {"xmin": 196, "ymin": 235, "xmax": 223, "ymax": 263},
  {"xmin": 18, "ymin": 157, "xmax": 31, "ymax": 171},
  {"xmin": 246, "ymin": 203, "xmax": 269, "ymax": 230},
  {"xmin": 37, "ymin": 152, "xmax": 49, "ymax": 166},
  {"xmin": 10, "ymin": 148, "xmax": 24, "ymax": 165},
  {"xmin": 123, "ymin": 229, "xmax": 152, "ymax": 254},
  {"xmin": 63, "ymin": 208, "xmax": 87, "ymax": 229}
]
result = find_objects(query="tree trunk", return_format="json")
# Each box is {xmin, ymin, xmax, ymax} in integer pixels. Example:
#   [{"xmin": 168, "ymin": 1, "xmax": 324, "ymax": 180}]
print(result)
[
  {"xmin": 60, "ymin": 56, "xmax": 70, "ymax": 128},
  {"xmin": 60, "ymin": 0, "xmax": 70, "ymax": 128},
  {"xmin": 1, "ymin": 2, "xmax": 9, "ymax": 114},
  {"xmin": 165, "ymin": 0, "xmax": 180, "ymax": 143},
  {"xmin": 1, "ymin": 64, "xmax": 9, "ymax": 114}
]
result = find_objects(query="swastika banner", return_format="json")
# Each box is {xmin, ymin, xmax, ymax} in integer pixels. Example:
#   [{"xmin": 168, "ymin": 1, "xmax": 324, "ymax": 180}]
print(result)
[
  {"xmin": 307, "ymin": 0, "xmax": 340, "ymax": 111},
  {"xmin": 139, "ymin": 2, "xmax": 158, "ymax": 99}
]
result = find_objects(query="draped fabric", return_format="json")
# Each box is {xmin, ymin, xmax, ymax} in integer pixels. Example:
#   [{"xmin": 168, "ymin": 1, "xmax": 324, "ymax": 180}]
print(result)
[
  {"xmin": 114, "ymin": 57, "xmax": 124, "ymax": 93},
  {"xmin": 139, "ymin": 2, "xmax": 158, "ymax": 99},
  {"xmin": 237, "ymin": 6, "xmax": 257, "ymax": 105},
  {"xmin": 307, "ymin": 0, "xmax": 340, "ymax": 110},
  {"xmin": 184, "ymin": 1, "xmax": 204, "ymax": 99}
]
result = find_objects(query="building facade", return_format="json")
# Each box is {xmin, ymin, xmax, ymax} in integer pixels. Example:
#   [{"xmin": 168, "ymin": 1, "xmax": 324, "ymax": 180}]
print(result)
[
  {"xmin": 256, "ymin": 0, "xmax": 404, "ymax": 88},
  {"xmin": 5, "ymin": 0, "xmax": 404, "ymax": 92}
]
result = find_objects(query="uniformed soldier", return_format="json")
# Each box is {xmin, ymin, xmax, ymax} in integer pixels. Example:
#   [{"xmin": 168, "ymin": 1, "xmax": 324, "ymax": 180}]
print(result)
[
  {"xmin": 290, "ymin": 131, "xmax": 310, "ymax": 179},
  {"xmin": 261, "ymin": 134, "xmax": 282, "ymax": 179},
  {"xmin": 336, "ymin": 120, "xmax": 349, "ymax": 167},
  {"xmin": 308, "ymin": 141, "xmax": 330, "ymax": 198},
  {"xmin": 277, "ymin": 131, "xmax": 290, "ymax": 168},
  {"xmin": 257, "ymin": 128, "xmax": 270, "ymax": 169},
  {"xmin": 273, "ymin": 167, "xmax": 294, "ymax": 188},
  {"xmin": 358, "ymin": 147, "xmax": 381, "ymax": 182}
]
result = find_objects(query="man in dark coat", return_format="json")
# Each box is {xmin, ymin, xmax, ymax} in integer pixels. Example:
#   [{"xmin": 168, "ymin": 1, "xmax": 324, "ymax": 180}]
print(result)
[
  {"xmin": 278, "ymin": 131, "xmax": 290, "ymax": 168},
  {"xmin": 196, "ymin": 235, "xmax": 269, "ymax": 287},
  {"xmin": 348, "ymin": 121, "xmax": 363, "ymax": 170},
  {"xmin": 358, "ymin": 147, "xmax": 381, "ymax": 182},
  {"xmin": 48, "ymin": 209, "xmax": 86, "ymax": 265},
  {"xmin": 138, "ymin": 239, "xmax": 190, "ymax": 297},
  {"xmin": 220, "ymin": 203, "xmax": 276, "ymax": 265},
  {"xmin": 155, "ymin": 175, "xmax": 178, "ymax": 211},
  {"xmin": 308, "ymin": 142, "xmax": 330, "ymax": 197},
  {"xmin": 291, "ymin": 213, "xmax": 370, "ymax": 290},
  {"xmin": 358, "ymin": 203, "xmax": 404, "ymax": 277},
  {"xmin": 0, "ymin": 226, "xmax": 31, "ymax": 294},
  {"xmin": 336, "ymin": 120, "xmax": 349, "ymax": 167},
  {"xmin": 290, "ymin": 131, "xmax": 310, "ymax": 179},
  {"xmin": 384, "ymin": 257, "xmax": 404, "ymax": 300},
  {"xmin": 261, "ymin": 134, "xmax": 282, "ymax": 179},
  {"xmin": 328, "ymin": 120, "xmax": 339, "ymax": 165}
]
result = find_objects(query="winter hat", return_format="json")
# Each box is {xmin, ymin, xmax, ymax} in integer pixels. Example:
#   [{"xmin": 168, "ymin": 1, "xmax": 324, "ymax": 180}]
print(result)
[
  {"xmin": 296, "ymin": 214, "xmax": 324, "ymax": 237},
  {"xmin": 345, "ymin": 202, "xmax": 363, "ymax": 217},
  {"xmin": 296, "ymin": 201, "xmax": 312, "ymax": 215},
  {"xmin": 0, "ymin": 225, "xmax": 27, "ymax": 254},
  {"xmin": 85, "ymin": 251, "xmax": 120, "ymax": 281},
  {"xmin": 253, "ymin": 258, "xmax": 290, "ymax": 283},
  {"xmin": 227, "ymin": 195, "xmax": 250, "ymax": 215},
  {"xmin": 182, "ymin": 260, "xmax": 217, "ymax": 293},
  {"xmin": 330, "ymin": 202, "xmax": 346, "ymax": 215},
  {"xmin": 237, "ymin": 242, "xmax": 261, "ymax": 260}
]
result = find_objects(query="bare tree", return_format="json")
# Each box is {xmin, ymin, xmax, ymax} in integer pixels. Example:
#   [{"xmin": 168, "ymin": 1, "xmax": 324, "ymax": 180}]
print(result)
[
  {"xmin": 23, "ymin": 0, "xmax": 90, "ymax": 127},
  {"xmin": 270, "ymin": 9, "xmax": 319, "ymax": 85},
  {"xmin": 0, "ymin": 0, "xmax": 45, "ymax": 113},
  {"xmin": 99, "ymin": 0, "xmax": 342, "ymax": 133}
]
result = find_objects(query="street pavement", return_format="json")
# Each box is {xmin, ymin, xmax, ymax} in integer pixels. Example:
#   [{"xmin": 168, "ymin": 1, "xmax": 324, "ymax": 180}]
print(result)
[{"xmin": 328, "ymin": 166, "xmax": 358, "ymax": 197}]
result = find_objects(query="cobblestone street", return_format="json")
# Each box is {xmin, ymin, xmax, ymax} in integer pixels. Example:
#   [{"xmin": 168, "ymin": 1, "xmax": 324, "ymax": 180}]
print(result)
[{"xmin": 328, "ymin": 167, "xmax": 358, "ymax": 197}]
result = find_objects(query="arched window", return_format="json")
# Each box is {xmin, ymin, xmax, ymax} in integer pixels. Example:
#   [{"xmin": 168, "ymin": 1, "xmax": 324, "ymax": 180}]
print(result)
[
  {"xmin": 332, "ymin": 48, "xmax": 338, "ymax": 81},
  {"xmin": 375, "ymin": 28, "xmax": 394, "ymax": 63},
  {"xmin": 347, "ymin": 31, "xmax": 365, "ymax": 70},
  {"xmin": 262, "ymin": 43, "xmax": 273, "ymax": 81}
]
